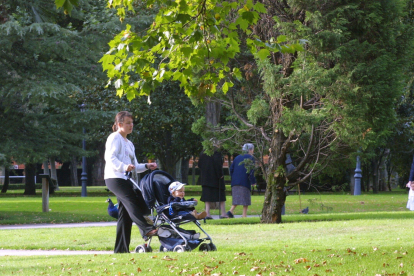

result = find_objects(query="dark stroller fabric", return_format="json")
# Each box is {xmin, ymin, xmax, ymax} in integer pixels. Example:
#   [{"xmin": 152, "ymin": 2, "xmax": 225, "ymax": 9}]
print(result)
[
  {"xmin": 158, "ymin": 226, "xmax": 202, "ymax": 251},
  {"xmin": 140, "ymin": 171, "xmax": 174, "ymax": 208}
]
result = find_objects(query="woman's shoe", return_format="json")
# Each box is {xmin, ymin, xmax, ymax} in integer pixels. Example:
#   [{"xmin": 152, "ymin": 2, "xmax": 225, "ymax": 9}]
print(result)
[
  {"xmin": 145, "ymin": 229, "xmax": 158, "ymax": 237},
  {"xmin": 205, "ymin": 216, "xmax": 214, "ymax": 220},
  {"xmin": 219, "ymin": 215, "xmax": 229, "ymax": 219},
  {"xmin": 195, "ymin": 211, "xmax": 207, "ymax": 220},
  {"xmin": 227, "ymin": 211, "xmax": 234, "ymax": 218}
]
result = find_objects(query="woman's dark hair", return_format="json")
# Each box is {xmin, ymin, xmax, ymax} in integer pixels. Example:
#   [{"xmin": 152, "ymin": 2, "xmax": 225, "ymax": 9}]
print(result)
[{"xmin": 112, "ymin": 111, "xmax": 133, "ymax": 132}]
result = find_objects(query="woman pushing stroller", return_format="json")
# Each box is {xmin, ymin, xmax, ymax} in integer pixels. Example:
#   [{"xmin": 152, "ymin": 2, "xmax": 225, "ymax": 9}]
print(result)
[{"xmin": 104, "ymin": 111, "xmax": 158, "ymax": 253}]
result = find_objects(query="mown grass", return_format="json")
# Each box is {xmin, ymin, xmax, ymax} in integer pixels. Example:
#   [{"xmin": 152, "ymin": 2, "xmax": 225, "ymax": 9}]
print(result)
[
  {"xmin": 1, "ymin": 218, "xmax": 414, "ymax": 275},
  {"xmin": 0, "ymin": 189, "xmax": 411, "ymax": 225},
  {"xmin": 1, "ymin": 190, "xmax": 414, "ymax": 275}
]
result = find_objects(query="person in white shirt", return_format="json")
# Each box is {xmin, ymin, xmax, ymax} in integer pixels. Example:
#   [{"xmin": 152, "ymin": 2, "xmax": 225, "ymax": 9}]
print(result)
[{"xmin": 104, "ymin": 111, "xmax": 158, "ymax": 253}]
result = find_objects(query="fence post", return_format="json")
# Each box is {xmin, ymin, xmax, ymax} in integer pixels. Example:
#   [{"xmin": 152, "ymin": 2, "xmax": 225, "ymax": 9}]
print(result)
[{"xmin": 39, "ymin": 174, "xmax": 50, "ymax": 212}]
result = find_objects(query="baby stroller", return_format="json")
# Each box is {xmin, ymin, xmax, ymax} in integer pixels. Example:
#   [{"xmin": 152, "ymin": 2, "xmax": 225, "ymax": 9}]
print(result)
[{"xmin": 126, "ymin": 170, "xmax": 216, "ymax": 253}]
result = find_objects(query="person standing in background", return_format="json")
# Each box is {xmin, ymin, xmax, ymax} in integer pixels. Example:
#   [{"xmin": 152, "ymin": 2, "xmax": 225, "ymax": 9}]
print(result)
[
  {"xmin": 198, "ymin": 149, "xmax": 228, "ymax": 219},
  {"xmin": 227, "ymin": 143, "xmax": 256, "ymax": 218},
  {"xmin": 406, "ymin": 155, "xmax": 414, "ymax": 211}
]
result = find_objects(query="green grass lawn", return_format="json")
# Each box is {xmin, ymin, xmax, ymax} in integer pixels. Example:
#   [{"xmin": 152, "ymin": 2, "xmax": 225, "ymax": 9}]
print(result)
[
  {"xmin": 1, "ymin": 189, "xmax": 414, "ymax": 275},
  {"xmin": 2, "ymin": 218, "xmax": 414, "ymax": 275},
  {"xmin": 0, "ymin": 189, "xmax": 411, "ymax": 225}
]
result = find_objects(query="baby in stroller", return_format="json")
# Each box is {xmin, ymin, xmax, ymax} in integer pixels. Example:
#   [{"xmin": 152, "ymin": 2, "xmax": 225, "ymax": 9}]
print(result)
[{"xmin": 168, "ymin": 181, "xmax": 207, "ymax": 220}]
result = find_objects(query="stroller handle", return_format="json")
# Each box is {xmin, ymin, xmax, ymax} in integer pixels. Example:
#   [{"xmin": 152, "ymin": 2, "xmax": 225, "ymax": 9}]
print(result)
[
  {"xmin": 125, "ymin": 171, "xmax": 141, "ymax": 192},
  {"xmin": 125, "ymin": 171, "xmax": 132, "ymax": 179}
]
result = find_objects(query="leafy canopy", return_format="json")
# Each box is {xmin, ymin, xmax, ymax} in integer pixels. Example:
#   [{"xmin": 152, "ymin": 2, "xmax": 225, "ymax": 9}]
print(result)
[{"xmin": 97, "ymin": 0, "xmax": 303, "ymax": 100}]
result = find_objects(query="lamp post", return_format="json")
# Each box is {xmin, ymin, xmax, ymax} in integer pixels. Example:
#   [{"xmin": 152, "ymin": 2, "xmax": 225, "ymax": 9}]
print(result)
[
  {"xmin": 80, "ymin": 103, "xmax": 87, "ymax": 197},
  {"xmin": 354, "ymin": 155, "xmax": 362, "ymax": 195}
]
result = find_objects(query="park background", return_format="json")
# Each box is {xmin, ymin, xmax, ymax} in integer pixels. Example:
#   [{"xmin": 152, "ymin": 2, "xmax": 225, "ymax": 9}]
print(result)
[{"xmin": 2, "ymin": 1, "xmax": 414, "ymax": 275}]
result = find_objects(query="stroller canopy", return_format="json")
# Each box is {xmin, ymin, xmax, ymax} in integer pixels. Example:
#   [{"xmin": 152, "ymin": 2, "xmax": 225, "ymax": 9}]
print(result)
[{"xmin": 140, "ymin": 170, "xmax": 174, "ymax": 209}]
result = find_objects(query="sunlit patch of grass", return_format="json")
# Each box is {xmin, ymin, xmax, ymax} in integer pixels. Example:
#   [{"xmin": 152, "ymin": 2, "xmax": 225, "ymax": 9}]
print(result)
[{"xmin": 1, "ymin": 219, "xmax": 414, "ymax": 275}]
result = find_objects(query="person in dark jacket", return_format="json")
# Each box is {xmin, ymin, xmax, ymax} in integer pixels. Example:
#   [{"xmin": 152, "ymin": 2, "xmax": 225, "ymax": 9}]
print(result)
[
  {"xmin": 227, "ymin": 143, "xmax": 256, "ymax": 218},
  {"xmin": 198, "ymin": 150, "xmax": 227, "ymax": 219}
]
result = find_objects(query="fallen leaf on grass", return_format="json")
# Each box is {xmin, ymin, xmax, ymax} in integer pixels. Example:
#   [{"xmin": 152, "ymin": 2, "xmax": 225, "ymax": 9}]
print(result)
[
  {"xmin": 235, "ymin": 252, "xmax": 247, "ymax": 256},
  {"xmin": 346, "ymin": 248, "xmax": 356, "ymax": 254},
  {"xmin": 294, "ymin": 258, "xmax": 310, "ymax": 264},
  {"xmin": 162, "ymin": 256, "xmax": 177, "ymax": 261},
  {"xmin": 250, "ymin": 267, "xmax": 260, "ymax": 271}
]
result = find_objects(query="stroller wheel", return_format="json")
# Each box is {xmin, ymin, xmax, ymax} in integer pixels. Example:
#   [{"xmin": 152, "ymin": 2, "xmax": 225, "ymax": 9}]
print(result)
[
  {"xmin": 199, "ymin": 243, "xmax": 211, "ymax": 252},
  {"xmin": 173, "ymin": 245, "xmax": 186, "ymax": 253},
  {"xmin": 209, "ymin": 243, "xmax": 217, "ymax": 251},
  {"xmin": 159, "ymin": 245, "xmax": 169, "ymax": 252},
  {"xmin": 135, "ymin": 244, "xmax": 152, "ymax": 253}
]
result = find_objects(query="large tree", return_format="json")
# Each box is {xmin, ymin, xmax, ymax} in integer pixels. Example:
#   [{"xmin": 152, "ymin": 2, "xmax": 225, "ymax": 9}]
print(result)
[
  {"xmin": 0, "ymin": 0, "xmax": 119, "ymax": 191},
  {"xmin": 96, "ymin": 0, "xmax": 412, "ymax": 223}
]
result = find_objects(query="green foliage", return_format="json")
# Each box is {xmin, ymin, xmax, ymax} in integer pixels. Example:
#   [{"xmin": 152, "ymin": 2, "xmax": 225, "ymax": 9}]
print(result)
[
  {"xmin": 246, "ymin": 98, "xmax": 269, "ymax": 125},
  {"xmin": 0, "ymin": 0, "xmax": 122, "ymax": 163},
  {"xmin": 100, "ymin": 0, "xmax": 304, "ymax": 99}
]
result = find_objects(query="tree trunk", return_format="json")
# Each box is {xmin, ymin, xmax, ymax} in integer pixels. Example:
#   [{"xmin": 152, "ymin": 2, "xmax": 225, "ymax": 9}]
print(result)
[
  {"xmin": 181, "ymin": 157, "xmax": 189, "ymax": 184},
  {"xmin": 23, "ymin": 163, "xmax": 36, "ymax": 195},
  {"xmin": 43, "ymin": 160, "xmax": 50, "ymax": 175},
  {"xmin": 387, "ymin": 172, "xmax": 392, "ymax": 192},
  {"xmin": 371, "ymin": 159, "xmax": 379, "ymax": 194},
  {"xmin": 206, "ymin": 101, "xmax": 221, "ymax": 126},
  {"xmin": 261, "ymin": 128, "xmax": 287, "ymax": 223},
  {"xmin": 92, "ymin": 143, "xmax": 105, "ymax": 186},
  {"xmin": 191, "ymin": 156, "xmax": 196, "ymax": 185},
  {"xmin": 159, "ymin": 130, "xmax": 180, "ymax": 178},
  {"xmin": 175, "ymin": 158, "xmax": 182, "ymax": 181},
  {"xmin": 1, "ymin": 166, "xmax": 10, "ymax": 193},
  {"xmin": 70, "ymin": 155, "xmax": 79, "ymax": 186},
  {"xmin": 50, "ymin": 157, "xmax": 59, "ymax": 190},
  {"xmin": 349, "ymin": 168, "xmax": 355, "ymax": 195},
  {"xmin": 362, "ymin": 163, "xmax": 369, "ymax": 192}
]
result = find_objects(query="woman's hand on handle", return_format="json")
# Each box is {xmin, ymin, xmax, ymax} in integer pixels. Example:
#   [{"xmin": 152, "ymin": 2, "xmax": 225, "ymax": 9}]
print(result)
[{"xmin": 147, "ymin": 163, "xmax": 158, "ymax": 170}]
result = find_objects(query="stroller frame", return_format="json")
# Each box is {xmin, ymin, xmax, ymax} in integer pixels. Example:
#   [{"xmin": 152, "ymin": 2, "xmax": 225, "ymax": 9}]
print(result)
[{"xmin": 127, "ymin": 171, "xmax": 216, "ymax": 253}]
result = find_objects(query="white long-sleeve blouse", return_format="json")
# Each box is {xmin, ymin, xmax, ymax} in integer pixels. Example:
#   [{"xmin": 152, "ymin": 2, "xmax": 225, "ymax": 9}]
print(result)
[{"xmin": 104, "ymin": 131, "xmax": 147, "ymax": 180}]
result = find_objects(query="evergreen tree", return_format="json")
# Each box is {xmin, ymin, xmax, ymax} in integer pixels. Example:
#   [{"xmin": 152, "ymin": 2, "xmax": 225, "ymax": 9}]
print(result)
[{"xmin": 0, "ymin": 0, "xmax": 119, "ymax": 191}]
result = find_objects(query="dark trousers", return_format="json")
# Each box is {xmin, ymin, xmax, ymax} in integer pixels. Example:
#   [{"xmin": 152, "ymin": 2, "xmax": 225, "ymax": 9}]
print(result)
[{"xmin": 105, "ymin": 178, "xmax": 154, "ymax": 253}]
